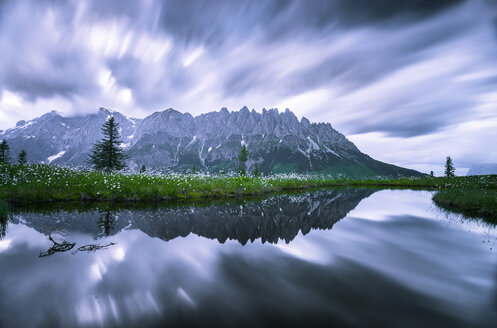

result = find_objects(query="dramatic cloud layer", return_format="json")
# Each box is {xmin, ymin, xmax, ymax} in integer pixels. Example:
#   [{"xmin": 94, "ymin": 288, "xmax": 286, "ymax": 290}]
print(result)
[{"xmin": 0, "ymin": 0, "xmax": 496, "ymax": 174}]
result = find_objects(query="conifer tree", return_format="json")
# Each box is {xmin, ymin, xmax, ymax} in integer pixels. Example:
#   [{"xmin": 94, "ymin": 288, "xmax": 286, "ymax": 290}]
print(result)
[
  {"xmin": 17, "ymin": 150, "xmax": 27, "ymax": 165},
  {"xmin": 238, "ymin": 144, "xmax": 249, "ymax": 175},
  {"xmin": 191, "ymin": 164, "xmax": 197, "ymax": 174},
  {"xmin": 429, "ymin": 170, "xmax": 434, "ymax": 177},
  {"xmin": 140, "ymin": 165, "xmax": 146, "ymax": 173},
  {"xmin": 88, "ymin": 117, "xmax": 128, "ymax": 172},
  {"xmin": 0, "ymin": 140, "xmax": 10, "ymax": 164},
  {"xmin": 253, "ymin": 162, "xmax": 260, "ymax": 177},
  {"xmin": 445, "ymin": 156, "xmax": 455, "ymax": 177}
]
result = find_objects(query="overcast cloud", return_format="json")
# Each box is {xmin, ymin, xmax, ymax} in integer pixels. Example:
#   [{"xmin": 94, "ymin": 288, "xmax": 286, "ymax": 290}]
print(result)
[{"xmin": 0, "ymin": 0, "xmax": 496, "ymax": 174}]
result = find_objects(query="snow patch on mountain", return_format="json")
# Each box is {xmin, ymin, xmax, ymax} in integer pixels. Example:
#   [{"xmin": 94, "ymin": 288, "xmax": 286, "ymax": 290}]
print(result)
[{"xmin": 47, "ymin": 150, "xmax": 66, "ymax": 163}]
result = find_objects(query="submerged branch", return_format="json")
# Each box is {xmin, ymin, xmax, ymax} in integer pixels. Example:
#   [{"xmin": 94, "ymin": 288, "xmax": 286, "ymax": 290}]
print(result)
[{"xmin": 72, "ymin": 242, "xmax": 116, "ymax": 254}]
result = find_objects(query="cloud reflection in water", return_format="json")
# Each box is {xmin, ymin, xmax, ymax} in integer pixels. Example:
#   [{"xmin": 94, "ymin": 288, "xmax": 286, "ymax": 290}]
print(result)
[{"xmin": 0, "ymin": 189, "xmax": 496, "ymax": 327}]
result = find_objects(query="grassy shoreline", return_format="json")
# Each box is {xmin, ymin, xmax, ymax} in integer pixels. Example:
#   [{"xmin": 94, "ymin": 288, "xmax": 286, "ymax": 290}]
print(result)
[
  {"xmin": 432, "ymin": 189, "xmax": 497, "ymax": 223},
  {"xmin": 1, "ymin": 164, "xmax": 496, "ymax": 221}
]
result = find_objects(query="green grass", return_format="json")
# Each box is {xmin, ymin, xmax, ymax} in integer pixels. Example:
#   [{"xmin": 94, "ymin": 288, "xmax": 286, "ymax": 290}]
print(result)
[
  {"xmin": 433, "ymin": 189, "xmax": 497, "ymax": 223},
  {"xmin": 1, "ymin": 164, "xmax": 496, "ymax": 224},
  {"xmin": 0, "ymin": 164, "xmax": 342, "ymax": 203},
  {"xmin": 0, "ymin": 164, "xmax": 385, "ymax": 203}
]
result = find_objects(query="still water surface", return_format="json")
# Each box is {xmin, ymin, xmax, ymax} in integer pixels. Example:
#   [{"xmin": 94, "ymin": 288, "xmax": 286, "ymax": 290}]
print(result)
[{"xmin": 0, "ymin": 189, "xmax": 496, "ymax": 327}]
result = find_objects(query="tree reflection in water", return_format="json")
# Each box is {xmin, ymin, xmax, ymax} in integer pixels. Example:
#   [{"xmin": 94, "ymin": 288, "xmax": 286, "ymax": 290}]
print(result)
[
  {"xmin": 0, "ymin": 216, "xmax": 7, "ymax": 239},
  {"xmin": 97, "ymin": 211, "xmax": 116, "ymax": 238}
]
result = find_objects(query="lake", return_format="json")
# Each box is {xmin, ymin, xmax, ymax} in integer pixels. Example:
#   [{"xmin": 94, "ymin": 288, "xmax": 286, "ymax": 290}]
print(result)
[{"xmin": 0, "ymin": 189, "xmax": 496, "ymax": 327}]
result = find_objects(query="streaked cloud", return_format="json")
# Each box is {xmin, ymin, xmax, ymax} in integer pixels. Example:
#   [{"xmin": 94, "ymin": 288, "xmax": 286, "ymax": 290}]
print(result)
[{"xmin": 0, "ymin": 0, "xmax": 496, "ymax": 173}]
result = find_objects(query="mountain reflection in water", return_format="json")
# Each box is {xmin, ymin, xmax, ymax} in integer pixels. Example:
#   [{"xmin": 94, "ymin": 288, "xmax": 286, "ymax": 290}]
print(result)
[
  {"xmin": 12, "ymin": 188, "xmax": 374, "ymax": 245},
  {"xmin": 0, "ymin": 189, "xmax": 496, "ymax": 328}
]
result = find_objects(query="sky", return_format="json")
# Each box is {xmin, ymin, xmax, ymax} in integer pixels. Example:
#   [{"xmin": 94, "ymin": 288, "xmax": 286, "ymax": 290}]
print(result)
[{"xmin": 0, "ymin": 0, "xmax": 496, "ymax": 175}]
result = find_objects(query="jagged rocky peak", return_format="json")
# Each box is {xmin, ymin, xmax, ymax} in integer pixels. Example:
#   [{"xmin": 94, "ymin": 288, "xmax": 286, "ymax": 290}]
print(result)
[
  {"xmin": 139, "ymin": 108, "xmax": 195, "ymax": 138},
  {"xmin": 301, "ymin": 117, "xmax": 311, "ymax": 127},
  {"xmin": 40, "ymin": 110, "xmax": 62, "ymax": 119},
  {"xmin": 240, "ymin": 105, "xmax": 250, "ymax": 114}
]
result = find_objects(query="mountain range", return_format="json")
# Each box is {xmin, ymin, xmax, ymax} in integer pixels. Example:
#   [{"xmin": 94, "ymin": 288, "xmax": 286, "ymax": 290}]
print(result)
[{"xmin": 0, "ymin": 107, "xmax": 423, "ymax": 177}]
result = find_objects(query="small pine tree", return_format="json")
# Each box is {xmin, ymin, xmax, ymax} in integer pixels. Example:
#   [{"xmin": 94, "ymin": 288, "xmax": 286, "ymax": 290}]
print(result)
[
  {"xmin": 191, "ymin": 164, "xmax": 197, "ymax": 174},
  {"xmin": 253, "ymin": 163, "xmax": 260, "ymax": 177},
  {"xmin": 445, "ymin": 156, "xmax": 455, "ymax": 177},
  {"xmin": 238, "ymin": 144, "xmax": 249, "ymax": 175},
  {"xmin": 0, "ymin": 140, "xmax": 10, "ymax": 164},
  {"xmin": 140, "ymin": 165, "xmax": 146, "ymax": 173},
  {"xmin": 17, "ymin": 150, "xmax": 27, "ymax": 165},
  {"xmin": 88, "ymin": 117, "xmax": 129, "ymax": 172},
  {"xmin": 429, "ymin": 170, "xmax": 434, "ymax": 177}
]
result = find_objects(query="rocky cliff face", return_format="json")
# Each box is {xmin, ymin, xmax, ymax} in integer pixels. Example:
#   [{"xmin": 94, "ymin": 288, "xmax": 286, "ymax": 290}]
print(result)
[{"xmin": 0, "ymin": 107, "xmax": 422, "ymax": 177}]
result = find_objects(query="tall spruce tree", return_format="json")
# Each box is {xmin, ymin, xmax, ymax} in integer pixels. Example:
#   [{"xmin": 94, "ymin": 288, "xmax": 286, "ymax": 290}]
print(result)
[
  {"xmin": 88, "ymin": 117, "xmax": 128, "ymax": 172},
  {"xmin": 17, "ymin": 150, "xmax": 27, "ymax": 165},
  {"xmin": 238, "ymin": 144, "xmax": 249, "ymax": 175},
  {"xmin": 445, "ymin": 156, "xmax": 455, "ymax": 177},
  {"xmin": 0, "ymin": 140, "xmax": 10, "ymax": 164}
]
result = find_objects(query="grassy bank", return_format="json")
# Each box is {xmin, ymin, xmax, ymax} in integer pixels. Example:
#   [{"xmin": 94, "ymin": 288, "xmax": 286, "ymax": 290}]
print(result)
[
  {"xmin": 433, "ymin": 189, "xmax": 497, "ymax": 223},
  {"xmin": 1, "ymin": 164, "xmax": 496, "ymax": 217}
]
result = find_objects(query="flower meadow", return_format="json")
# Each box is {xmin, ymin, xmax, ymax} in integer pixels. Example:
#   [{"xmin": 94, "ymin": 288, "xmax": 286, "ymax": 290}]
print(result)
[
  {"xmin": 0, "ymin": 164, "xmax": 496, "ymax": 222},
  {"xmin": 0, "ymin": 164, "xmax": 347, "ymax": 203}
]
